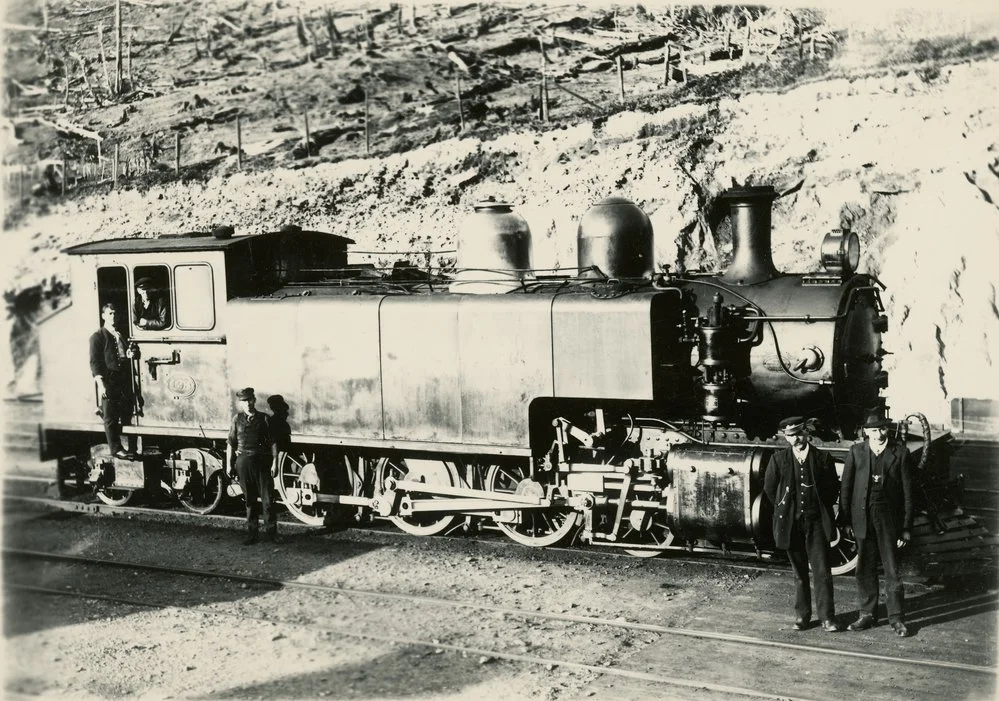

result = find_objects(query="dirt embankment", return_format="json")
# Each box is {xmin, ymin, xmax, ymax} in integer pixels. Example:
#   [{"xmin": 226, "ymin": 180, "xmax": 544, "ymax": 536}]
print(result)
[{"xmin": 3, "ymin": 6, "xmax": 999, "ymax": 427}]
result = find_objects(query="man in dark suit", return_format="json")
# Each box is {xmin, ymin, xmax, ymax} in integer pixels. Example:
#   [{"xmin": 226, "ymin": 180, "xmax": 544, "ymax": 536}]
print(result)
[
  {"xmin": 841, "ymin": 407, "xmax": 913, "ymax": 637},
  {"xmin": 89, "ymin": 303, "xmax": 133, "ymax": 458},
  {"xmin": 764, "ymin": 416, "xmax": 841, "ymax": 632}
]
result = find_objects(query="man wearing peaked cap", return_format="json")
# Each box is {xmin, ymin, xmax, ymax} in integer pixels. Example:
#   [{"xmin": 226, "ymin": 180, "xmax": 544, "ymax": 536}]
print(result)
[
  {"xmin": 764, "ymin": 416, "xmax": 841, "ymax": 633},
  {"xmin": 840, "ymin": 406, "xmax": 913, "ymax": 637},
  {"xmin": 133, "ymin": 276, "xmax": 168, "ymax": 330},
  {"xmin": 227, "ymin": 387, "xmax": 282, "ymax": 545}
]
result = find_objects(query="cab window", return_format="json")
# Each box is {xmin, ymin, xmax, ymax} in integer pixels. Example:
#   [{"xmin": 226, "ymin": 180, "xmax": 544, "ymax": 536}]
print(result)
[
  {"xmin": 132, "ymin": 265, "xmax": 172, "ymax": 331},
  {"xmin": 174, "ymin": 264, "xmax": 215, "ymax": 330},
  {"xmin": 97, "ymin": 266, "xmax": 128, "ymax": 337}
]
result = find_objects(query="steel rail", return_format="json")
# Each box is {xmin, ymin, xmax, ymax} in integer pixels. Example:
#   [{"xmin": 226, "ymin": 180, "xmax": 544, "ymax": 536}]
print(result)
[
  {"xmin": 5, "ymin": 582, "xmax": 821, "ymax": 701},
  {"xmin": 5, "ymin": 548, "xmax": 995, "ymax": 676},
  {"xmin": 1, "ymin": 493, "xmax": 782, "ymax": 572}
]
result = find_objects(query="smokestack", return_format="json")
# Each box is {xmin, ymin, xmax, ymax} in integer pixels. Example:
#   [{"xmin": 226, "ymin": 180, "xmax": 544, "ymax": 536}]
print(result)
[{"xmin": 719, "ymin": 185, "xmax": 780, "ymax": 286}]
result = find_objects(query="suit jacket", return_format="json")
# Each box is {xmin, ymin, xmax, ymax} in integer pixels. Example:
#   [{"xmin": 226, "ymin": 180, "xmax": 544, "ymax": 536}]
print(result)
[
  {"xmin": 763, "ymin": 445, "xmax": 839, "ymax": 549},
  {"xmin": 89, "ymin": 327, "xmax": 127, "ymax": 380},
  {"xmin": 840, "ymin": 439, "xmax": 913, "ymax": 540}
]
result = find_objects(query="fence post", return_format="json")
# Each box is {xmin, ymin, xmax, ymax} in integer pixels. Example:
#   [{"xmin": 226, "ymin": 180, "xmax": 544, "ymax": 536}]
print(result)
[
  {"xmin": 810, "ymin": 34, "xmax": 816, "ymax": 60},
  {"xmin": 364, "ymin": 86, "xmax": 371, "ymax": 154},
  {"xmin": 539, "ymin": 37, "xmax": 549, "ymax": 124},
  {"xmin": 18, "ymin": 166, "xmax": 24, "ymax": 206},
  {"xmin": 114, "ymin": 0, "xmax": 123, "ymax": 94},
  {"xmin": 113, "ymin": 144, "xmax": 119, "ymax": 188},
  {"xmin": 664, "ymin": 44, "xmax": 672, "ymax": 85},
  {"xmin": 304, "ymin": 112, "xmax": 311, "ymax": 157},
  {"xmin": 455, "ymin": 74, "xmax": 465, "ymax": 132},
  {"xmin": 745, "ymin": 22, "xmax": 751, "ymax": 62},
  {"xmin": 726, "ymin": 29, "xmax": 732, "ymax": 59},
  {"xmin": 62, "ymin": 156, "xmax": 67, "ymax": 196},
  {"xmin": 174, "ymin": 133, "xmax": 180, "ymax": 173},
  {"xmin": 616, "ymin": 54, "xmax": 624, "ymax": 103},
  {"xmin": 236, "ymin": 115, "xmax": 243, "ymax": 169}
]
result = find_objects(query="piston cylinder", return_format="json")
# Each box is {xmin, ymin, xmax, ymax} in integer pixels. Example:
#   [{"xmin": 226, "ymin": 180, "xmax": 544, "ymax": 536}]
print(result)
[
  {"xmin": 577, "ymin": 197, "xmax": 654, "ymax": 279},
  {"xmin": 450, "ymin": 199, "xmax": 533, "ymax": 294},
  {"xmin": 667, "ymin": 444, "xmax": 767, "ymax": 543}
]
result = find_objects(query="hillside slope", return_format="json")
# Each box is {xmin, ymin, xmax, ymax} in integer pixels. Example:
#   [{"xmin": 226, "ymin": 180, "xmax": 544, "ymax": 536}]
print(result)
[{"xmin": 3, "ymin": 3, "xmax": 999, "ymax": 429}]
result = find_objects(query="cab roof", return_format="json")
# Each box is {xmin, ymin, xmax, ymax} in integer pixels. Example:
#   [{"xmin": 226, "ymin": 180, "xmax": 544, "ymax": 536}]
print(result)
[{"xmin": 63, "ymin": 230, "xmax": 355, "ymax": 256}]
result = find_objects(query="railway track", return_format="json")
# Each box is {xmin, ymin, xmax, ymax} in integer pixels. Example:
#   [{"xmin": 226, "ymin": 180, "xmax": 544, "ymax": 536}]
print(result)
[
  {"xmin": 5, "ymin": 548, "xmax": 995, "ymax": 701},
  {"xmin": 2, "ymin": 490, "xmax": 785, "ymax": 574},
  {"xmin": 8, "ymin": 478, "xmax": 999, "ymax": 582}
]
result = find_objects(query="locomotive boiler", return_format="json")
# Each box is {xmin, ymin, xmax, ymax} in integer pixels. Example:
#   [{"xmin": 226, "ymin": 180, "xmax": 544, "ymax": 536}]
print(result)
[{"xmin": 37, "ymin": 184, "xmax": 909, "ymax": 572}]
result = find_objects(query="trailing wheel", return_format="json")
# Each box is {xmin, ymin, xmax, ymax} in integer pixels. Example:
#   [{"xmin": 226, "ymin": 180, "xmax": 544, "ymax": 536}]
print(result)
[
  {"xmin": 375, "ymin": 457, "xmax": 461, "ymax": 536},
  {"xmin": 94, "ymin": 487, "xmax": 134, "ymax": 507},
  {"xmin": 174, "ymin": 448, "xmax": 226, "ymax": 515},
  {"xmin": 485, "ymin": 463, "xmax": 579, "ymax": 547},
  {"xmin": 88, "ymin": 447, "xmax": 134, "ymax": 506}
]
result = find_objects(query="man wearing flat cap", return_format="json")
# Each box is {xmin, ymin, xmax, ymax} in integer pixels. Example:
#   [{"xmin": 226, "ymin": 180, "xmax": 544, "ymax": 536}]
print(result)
[
  {"xmin": 227, "ymin": 388, "xmax": 281, "ymax": 545},
  {"xmin": 133, "ymin": 277, "xmax": 169, "ymax": 331},
  {"xmin": 840, "ymin": 407, "xmax": 913, "ymax": 637},
  {"xmin": 764, "ymin": 416, "xmax": 841, "ymax": 632}
]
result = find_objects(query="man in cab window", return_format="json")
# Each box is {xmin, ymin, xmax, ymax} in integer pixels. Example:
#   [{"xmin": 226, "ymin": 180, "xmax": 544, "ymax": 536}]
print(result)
[{"xmin": 134, "ymin": 277, "xmax": 169, "ymax": 330}]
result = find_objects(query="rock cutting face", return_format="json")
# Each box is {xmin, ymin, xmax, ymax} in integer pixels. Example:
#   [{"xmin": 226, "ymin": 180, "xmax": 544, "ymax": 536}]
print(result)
[{"xmin": 3, "ymin": 5, "xmax": 999, "ymax": 427}]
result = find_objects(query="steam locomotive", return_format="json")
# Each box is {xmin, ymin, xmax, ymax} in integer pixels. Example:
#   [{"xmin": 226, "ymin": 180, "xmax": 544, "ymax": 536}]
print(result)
[{"xmin": 37, "ymin": 184, "xmax": 929, "ymax": 573}]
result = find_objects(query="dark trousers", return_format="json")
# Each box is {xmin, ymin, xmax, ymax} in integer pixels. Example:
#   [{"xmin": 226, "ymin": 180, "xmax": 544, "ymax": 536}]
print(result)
[
  {"xmin": 235, "ymin": 453, "xmax": 276, "ymax": 535},
  {"xmin": 101, "ymin": 375, "xmax": 132, "ymax": 453},
  {"xmin": 786, "ymin": 515, "xmax": 835, "ymax": 622},
  {"xmin": 855, "ymin": 504, "xmax": 904, "ymax": 623}
]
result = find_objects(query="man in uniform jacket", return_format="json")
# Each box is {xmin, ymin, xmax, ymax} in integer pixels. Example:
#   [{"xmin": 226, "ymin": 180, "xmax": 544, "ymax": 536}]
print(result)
[
  {"xmin": 227, "ymin": 387, "xmax": 281, "ymax": 545},
  {"xmin": 840, "ymin": 407, "xmax": 913, "ymax": 637},
  {"xmin": 763, "ymin": 416, "xmax": 840, "ymax": 632},
  {"xmin": 89, "ymin": 302, "xmax": 133, "ymax": 458}
]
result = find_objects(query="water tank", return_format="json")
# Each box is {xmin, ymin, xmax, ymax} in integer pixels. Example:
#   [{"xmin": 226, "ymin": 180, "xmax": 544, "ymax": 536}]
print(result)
[
  {"xmin": 450, "ymin": 199, "xmax": 533, "ymax": 294},
  {"xmin": 577, "ymin": 197, "xmax": 654, "ymax": 279}
]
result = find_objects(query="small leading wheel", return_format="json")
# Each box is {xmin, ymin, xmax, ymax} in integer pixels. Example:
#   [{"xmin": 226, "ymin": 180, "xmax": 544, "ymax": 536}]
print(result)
[
  {"xmin": 619, "ymin": 509, "xmax": 675, "ymax": 558},
  {"xmin": 174, "ymin": 448, "xmax": 226, "ymax": 515},
  {"xmin": 485, "ymin": 463, "xmax": 579, "ymax": 547},
  {"xmin": 829, "ymin": 502, "xmax": 858, "ymax": 575},
  {"xmin": 375, "ymin": 457, "xmax": 461, "ymax": 536}
]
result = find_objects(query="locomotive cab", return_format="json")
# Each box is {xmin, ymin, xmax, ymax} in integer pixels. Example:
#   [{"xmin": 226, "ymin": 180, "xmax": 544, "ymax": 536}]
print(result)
[{"xmin": 38, "ymin": 228, "xmax": 352, "ymax": 506}]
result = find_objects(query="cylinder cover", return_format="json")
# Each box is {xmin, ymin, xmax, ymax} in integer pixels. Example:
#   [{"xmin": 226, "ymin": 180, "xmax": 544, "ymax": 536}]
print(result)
[
  {"xmin": 668, "ymin": 444, "xmax": 766, "ymax": 542},
  {"xmin": 451, "ymin": 199, "xmax": 532, "ymax": 294},
  {"xmin": 577, "ymin": 197, "xmax": 653, "ymax": 279}
]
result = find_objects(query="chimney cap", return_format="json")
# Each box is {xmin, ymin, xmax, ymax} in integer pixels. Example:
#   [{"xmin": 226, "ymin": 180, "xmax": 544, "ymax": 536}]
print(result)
[{"xmin": 719, "ymin": 185, "xmax": 779, "ymax": 201}]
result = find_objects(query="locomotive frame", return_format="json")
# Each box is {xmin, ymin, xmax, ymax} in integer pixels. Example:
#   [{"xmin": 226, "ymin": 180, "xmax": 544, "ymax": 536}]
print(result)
[{"xmin": 37, "ymin": 187, "xmax": 948, "ymax": 574}]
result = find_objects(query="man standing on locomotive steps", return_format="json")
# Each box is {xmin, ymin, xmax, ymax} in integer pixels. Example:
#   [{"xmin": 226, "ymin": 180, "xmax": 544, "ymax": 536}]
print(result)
[
  {"xmin": 840, "ymin": 407, "xmax": 913, "ymax": 637},
  {"xmin": 89, "ymin": 302, "xmax": 133, "ymax": 459},
  {"xmin": 764, "ymin": 416, "xmax": 840, "ymax": 633},
  {"xmin": 227, "ymin": 388, "xmax": 282, "ymax": 545}
]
